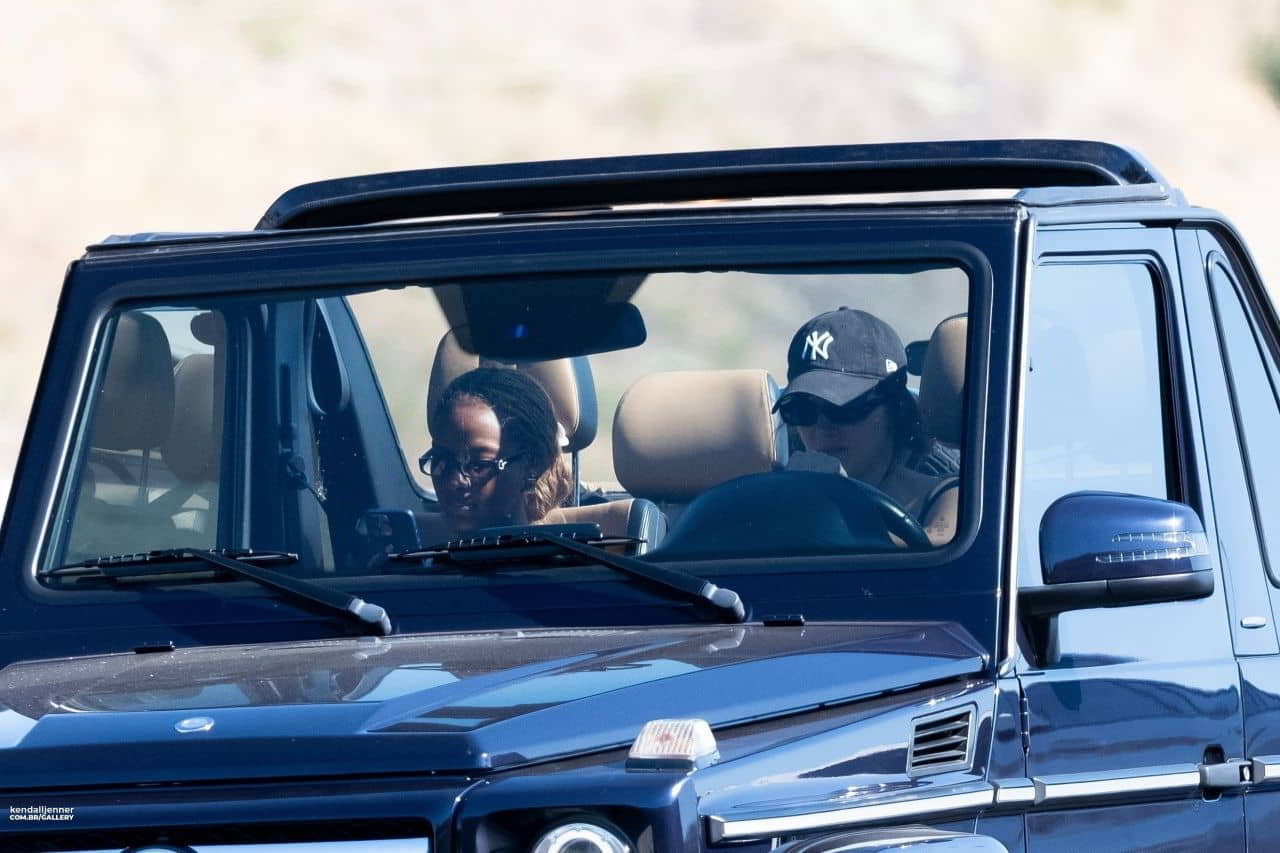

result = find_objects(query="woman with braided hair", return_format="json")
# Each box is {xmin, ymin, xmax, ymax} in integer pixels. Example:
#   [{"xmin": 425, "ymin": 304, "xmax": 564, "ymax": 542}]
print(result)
[{"xmin": 421, "ymin": 367, "xmax": 572, "ymax": 535}]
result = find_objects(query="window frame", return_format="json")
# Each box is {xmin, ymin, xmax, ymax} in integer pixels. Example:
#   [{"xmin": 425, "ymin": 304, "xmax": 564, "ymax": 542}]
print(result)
[
  {"xmin": 9, "ymin": 210, "xmax": 1015, "ymax": 661},
  {"xmin": 1011, "ymin": 226, "xmax": 1210, "ymax": 671},
  {"xmin": 1017, "ymin": 251, "xmax": 1188, "ymax": 578},
  {"xmin": 1202, "ymin": 249, "xmax": 1280, "ymax": 588},
  {"xmin": 43, "ymin": 305, "xmax": 244, "ymax": 570}
]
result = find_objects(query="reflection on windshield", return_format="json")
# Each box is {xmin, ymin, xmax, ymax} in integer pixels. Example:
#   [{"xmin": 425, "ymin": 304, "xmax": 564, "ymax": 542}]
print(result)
[{"xmin": 50, "ymin": 263, "xmax": 971, "ymax": 582}]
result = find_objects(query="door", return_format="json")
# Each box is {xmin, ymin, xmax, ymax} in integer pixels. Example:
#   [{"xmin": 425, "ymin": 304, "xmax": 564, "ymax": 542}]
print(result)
[
  {"xmin": 1185, "ymin": 227, "xmax": 1280, "ymax": 848},
  {"xmin": 1015, "ymin": 226, "xmax": 1245, "ymax": 850}
]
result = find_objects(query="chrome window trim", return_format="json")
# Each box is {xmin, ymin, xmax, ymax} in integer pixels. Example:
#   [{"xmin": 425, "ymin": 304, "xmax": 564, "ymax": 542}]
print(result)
[
  {"xmin": 705, "ymin": 782, "xmax": 995, "ymax": 843},
  {"xmin": 29, "ymin": 307, "xmax": 112, "ymax": 581},
  {"xmin": 1000, "ymin": 208, "xmax": 1034, "ymax": 677}
]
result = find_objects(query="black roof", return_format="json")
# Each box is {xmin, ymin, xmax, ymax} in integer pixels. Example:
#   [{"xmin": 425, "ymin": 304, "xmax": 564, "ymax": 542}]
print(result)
[{"xmin": 256, "ymin": 139, "xmax": 1172, "ymax": 231}]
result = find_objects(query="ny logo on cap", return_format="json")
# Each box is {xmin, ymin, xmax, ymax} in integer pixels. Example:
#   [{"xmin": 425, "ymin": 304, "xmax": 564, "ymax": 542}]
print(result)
[{"xmin": 802, "ymin": 329, "xmax": 834, "ymax": 361}]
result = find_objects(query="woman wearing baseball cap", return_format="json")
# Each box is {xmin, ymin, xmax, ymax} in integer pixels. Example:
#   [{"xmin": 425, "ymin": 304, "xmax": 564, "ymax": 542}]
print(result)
[{"xmin": 777, "ymin": 307, "xmax": 958, "ymax": 545}]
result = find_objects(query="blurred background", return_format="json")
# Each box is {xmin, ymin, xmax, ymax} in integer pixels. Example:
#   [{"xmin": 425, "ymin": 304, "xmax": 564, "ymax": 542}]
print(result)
[{"xmin": 4, "ymin": 0, "xmax": 1280, "ymax": 498}]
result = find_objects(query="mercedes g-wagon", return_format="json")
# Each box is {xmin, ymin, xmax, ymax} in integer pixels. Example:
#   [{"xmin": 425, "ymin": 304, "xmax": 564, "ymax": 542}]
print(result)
[{"xmin": 2, "ymin": 140, "xmax": 1278, "ymax": 852}]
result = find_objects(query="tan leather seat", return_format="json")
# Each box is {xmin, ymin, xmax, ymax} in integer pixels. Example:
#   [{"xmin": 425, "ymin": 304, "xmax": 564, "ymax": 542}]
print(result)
[
  {"xmin": 426, "ymin": 328, "xmax": 596, "ymax": 453},
  {"xmin": 918, "ymin": 314, "xmax": 966, "ymax": 447},
  {"xmin": 157, "ymin": 353, "xmax": 222, "ymax": 543},
  {"xmin": 421, "ymin": 328, "xmax": 665, "ymax": 551},
  {"xmin": 612, "ymin": 369, "xmax": 788, "ymax": 524},
  {"xmin": 915, "ymin": 314, "xmax": 966, "ymax": 544},
  {"xmin": 90, "ymin": 312, "xmax": 175, "ymax": 454}
]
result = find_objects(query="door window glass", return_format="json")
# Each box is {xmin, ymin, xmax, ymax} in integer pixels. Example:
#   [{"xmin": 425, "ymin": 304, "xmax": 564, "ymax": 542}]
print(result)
[
  {"xmin": 1207, "ymin": 259, "xmax": 1280, "ymax": 586},
  {"xmin": 1018, "ymin": 262, "xmax": 1170, "ymax": 586},
  {"xmin": 60, "ymin": 308, "xmax": 225, "ymax": 562}
]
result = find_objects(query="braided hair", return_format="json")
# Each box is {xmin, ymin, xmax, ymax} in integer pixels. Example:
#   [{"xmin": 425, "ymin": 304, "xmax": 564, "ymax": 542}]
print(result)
[{"xmin": 430, "ymin": 367, "xmax": 572, "ymax": 519}]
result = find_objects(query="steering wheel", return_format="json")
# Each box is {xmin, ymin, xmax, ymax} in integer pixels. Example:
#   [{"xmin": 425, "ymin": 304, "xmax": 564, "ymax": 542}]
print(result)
[
  {"xmin": 651, "ymin": 470, "xmax": 935, "ymax": 559},
  {"xmin": 840, "ymin": 477, "xmax": 932, "ymax": 550}
]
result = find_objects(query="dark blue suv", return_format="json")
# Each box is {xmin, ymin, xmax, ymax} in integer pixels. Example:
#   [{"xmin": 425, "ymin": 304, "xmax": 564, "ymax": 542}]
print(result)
[{"xmin": 1, "ymin": 140, "xmax": 1276, "ymax": 851}]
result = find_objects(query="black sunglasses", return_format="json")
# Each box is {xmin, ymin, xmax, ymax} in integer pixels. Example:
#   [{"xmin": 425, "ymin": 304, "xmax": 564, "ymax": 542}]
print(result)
[
  {"xmin": 777, "ymin": 392, "xmax": 886, "ymax": 427},
  {"xmin": 418, "ymin": 448, "xmax": 522, "ymax": 483}
]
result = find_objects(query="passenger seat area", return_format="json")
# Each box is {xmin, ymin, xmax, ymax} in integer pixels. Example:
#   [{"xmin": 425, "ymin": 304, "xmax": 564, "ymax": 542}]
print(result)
[
  {"xmin": 418, "ymin": 329, "xmax": 666, "ymax": 552},
  {"xmin": 66, "ymin": 311, "xmax": 222, "ymax": 561}
]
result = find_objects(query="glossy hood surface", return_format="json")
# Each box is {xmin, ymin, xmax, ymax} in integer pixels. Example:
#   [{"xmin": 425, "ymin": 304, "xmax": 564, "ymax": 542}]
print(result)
[{"xmin": 0, "ymin": 622, "xmax": 986, "ymax": 789}]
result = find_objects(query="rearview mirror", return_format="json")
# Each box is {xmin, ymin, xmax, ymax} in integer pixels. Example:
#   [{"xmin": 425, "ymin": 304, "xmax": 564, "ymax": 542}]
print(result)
[
  {"xmin": 1020, "ymin": 491, "xmax": 1213, "ymax": 619},
  {"xmin": 457, "ymin": 301, "xmax": 647, "ymax": 361},
  {"xmin": 434, "ymin": 272, "xmax": 649, "ymax": 360}
]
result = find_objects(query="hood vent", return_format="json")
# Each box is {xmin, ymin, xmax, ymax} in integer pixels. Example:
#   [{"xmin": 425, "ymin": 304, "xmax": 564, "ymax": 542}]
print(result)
[{"xmin": 907, "ymin": 705, "xmax": 975, "ymax": 777}]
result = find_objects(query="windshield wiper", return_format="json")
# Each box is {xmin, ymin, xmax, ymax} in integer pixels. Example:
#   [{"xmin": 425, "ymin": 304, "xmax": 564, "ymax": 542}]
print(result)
[
  {"xmin": 43, "ymin": 548, "xmax": 393, "ymax": 636},
  {"xmin": 388, "ymin": 524, "xmax": 747, "ymax": 623}
]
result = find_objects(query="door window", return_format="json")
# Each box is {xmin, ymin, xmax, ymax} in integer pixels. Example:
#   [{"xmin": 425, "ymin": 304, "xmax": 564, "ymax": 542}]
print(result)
[
  {"xmin": 1206, "ymin": 257, "xmax": 1280, "ymax": 586},
  {"xmin": 58, "ymin": 308, "xmax": 226, "ymax": 563},
  {"xmin": 1018, "ymin": 259, "xmax": 1187, "ymax": 662},
  {"xmin": 1019, "ymin": 261, "xmax": 1171, "ymax": 580}
]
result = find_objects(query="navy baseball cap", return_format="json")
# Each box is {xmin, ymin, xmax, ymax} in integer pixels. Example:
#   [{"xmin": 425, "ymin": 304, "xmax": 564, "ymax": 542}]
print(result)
[{"xmin": 778, "ymin": 308, "xmax": 907, "ymax": 407}]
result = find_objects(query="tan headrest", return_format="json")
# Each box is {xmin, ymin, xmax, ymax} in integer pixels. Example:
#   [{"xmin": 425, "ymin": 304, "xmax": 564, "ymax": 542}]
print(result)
[
  {"xmin": 162, "ymin": 354, "xmax": 222, "ymax": 481},
  {"xmin": 919, "ymin": 314, "xmax": 967, "ymax": 445},
  {"xmin": 426, "ymin": 329, "xmax": 597, "ymax": 453},
  {"xmin": 613, "ymin": 369, "xmax": 787, "ymax": 501},
  {"xmin": 91, "ymin": 312, "xmax": 174, "ymax": 451}
]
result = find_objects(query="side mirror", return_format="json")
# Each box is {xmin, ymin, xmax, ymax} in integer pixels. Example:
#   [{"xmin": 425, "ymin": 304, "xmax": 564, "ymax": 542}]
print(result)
[{"xmin": 1019, "ymin": 491, "xmax": 1214, "ymax": 619}]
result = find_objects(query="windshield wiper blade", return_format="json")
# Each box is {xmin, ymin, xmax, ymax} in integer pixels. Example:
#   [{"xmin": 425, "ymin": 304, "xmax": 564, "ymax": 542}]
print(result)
[
  {"xmin": 45, "ymin": 548, "xmax": 299, "ymax": 578},
  {"xmin": 43, "ymin": 548, "xmax": 393, "ymax": 636},
  {"xmin": 391, "ymin": 525, "xmax": 747, "ymax": 624}
]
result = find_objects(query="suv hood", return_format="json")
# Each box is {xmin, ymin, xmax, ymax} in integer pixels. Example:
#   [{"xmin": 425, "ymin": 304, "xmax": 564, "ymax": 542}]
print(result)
[{"xmin": 0, "ymin": 622, "xmax": 985, "ymax": 788}]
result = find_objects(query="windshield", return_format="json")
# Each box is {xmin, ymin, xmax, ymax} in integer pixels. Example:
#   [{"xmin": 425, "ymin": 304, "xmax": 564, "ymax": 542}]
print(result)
[{"xmin": 39, "ymin": 243, "xmax": 989, "ymax": 640}]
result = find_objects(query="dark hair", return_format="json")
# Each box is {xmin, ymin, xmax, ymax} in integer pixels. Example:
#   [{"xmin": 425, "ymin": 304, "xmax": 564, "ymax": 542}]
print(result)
[
  {"xmin": 883, "ymin": 379, "xmax": 932, "ymax": 461},
  {"xmin": 787, "ymin": 374, "xmax": 945, "ymax": 471},
  {"xmin": 430, "ymin": 367, "xmax": 571, "ymax": 518}
]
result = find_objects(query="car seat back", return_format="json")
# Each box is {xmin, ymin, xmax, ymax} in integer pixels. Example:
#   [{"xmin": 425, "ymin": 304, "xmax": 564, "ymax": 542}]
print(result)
[
  {"xmin": 919, "ymin": 313, "xmax": 966, "ymax": 447},
  {"xmin": 427, "ymin": 328, "xmax": 597, "ymax": 453},
  {"xmin": 612, "ymin": 368, "xmax": 788, "ymax": 525}
]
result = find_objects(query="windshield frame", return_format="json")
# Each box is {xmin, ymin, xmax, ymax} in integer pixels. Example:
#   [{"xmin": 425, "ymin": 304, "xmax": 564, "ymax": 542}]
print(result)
[{"xmin": 4, "ymin": 204, "xmax": 1021, "ymax": 667}]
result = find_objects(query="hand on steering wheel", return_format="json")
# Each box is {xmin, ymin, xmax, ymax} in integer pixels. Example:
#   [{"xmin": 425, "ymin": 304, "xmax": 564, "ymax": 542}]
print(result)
[{"xmin": 841, "ymin": 477, "xmax": 932, "ymax": 549}]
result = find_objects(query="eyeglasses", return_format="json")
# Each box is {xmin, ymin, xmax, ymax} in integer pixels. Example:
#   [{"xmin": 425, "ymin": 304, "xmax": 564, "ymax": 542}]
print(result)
[
  {"xmin": 418, "ymin": 448, "xmax": 521, "ymax": 483},
  {"xmin": 777, "ymin": 392, "xmax": 885, "ymax": 427}
]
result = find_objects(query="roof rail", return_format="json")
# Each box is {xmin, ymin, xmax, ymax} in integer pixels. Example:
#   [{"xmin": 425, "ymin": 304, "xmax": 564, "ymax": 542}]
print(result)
[{"xmin": 256, "ymin": 139, "xmax": 1169, "ymax": 231}]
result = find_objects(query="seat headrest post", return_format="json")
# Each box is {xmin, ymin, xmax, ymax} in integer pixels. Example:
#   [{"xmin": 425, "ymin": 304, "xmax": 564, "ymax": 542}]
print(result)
[{"xmin": 572, "ymin": 451, "xmax": 581, "ymax": 507}]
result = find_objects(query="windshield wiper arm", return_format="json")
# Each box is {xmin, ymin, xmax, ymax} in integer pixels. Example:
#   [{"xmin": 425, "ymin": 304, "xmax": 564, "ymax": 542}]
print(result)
[
  {"xmin": 391, "ymin": 525, "xmax": 747, "ymax": 624},
  {"xmin": 43, "ymin": 548, "xmax": 393, "ymax": 636},
  {"xmin": 46, "ymin": 547, "xmax": 299, "ymax": 578}
]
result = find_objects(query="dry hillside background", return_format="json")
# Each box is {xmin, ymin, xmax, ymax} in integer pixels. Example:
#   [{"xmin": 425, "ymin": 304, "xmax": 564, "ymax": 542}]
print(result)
[{"xmin": 5, "ymin": 0, "xmax": 1280, "ymax": 500}]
